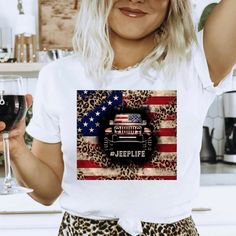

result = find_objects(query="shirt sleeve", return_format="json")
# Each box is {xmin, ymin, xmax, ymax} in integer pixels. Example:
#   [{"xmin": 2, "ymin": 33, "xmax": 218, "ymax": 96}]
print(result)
[
  {"xmin": 193, "ymin": 30, "xmax": 234, "ymax": 95},
  {"xmin": 26, "ymin": 64, "xmax": 61, "ymax": 143}
]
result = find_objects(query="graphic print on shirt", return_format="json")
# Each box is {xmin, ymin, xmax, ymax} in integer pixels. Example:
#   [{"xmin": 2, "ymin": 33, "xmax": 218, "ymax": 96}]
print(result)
[{"xmin": 77, "ymin": 90, "xmax": 177, "ymax": 180}]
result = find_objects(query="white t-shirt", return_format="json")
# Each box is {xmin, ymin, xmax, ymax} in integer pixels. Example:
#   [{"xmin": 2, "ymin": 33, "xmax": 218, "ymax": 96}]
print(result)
[{"xmin": 26, "ymin": 32, "xmax": 233, "ymax": 236}]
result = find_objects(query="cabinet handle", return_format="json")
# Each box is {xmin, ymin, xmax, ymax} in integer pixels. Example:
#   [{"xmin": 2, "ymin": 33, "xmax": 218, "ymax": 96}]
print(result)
[{"xmin": 192, "ymin": 207, "xmax": 212, "ymax": 212}]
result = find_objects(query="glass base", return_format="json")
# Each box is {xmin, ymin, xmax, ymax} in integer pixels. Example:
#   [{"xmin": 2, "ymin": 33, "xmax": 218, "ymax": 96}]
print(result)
[{"xmin": 0, "ymin": 185, "xmax": 33, "ymax": 195}]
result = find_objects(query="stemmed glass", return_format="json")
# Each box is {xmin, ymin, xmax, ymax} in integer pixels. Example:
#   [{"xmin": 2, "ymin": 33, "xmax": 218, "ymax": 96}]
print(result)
[{"xmin": 0, "ymin": 75, "xmax": 32, "ymax": 194}]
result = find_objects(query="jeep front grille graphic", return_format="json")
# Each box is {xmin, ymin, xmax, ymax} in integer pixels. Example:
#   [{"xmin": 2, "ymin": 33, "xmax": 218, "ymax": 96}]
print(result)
[{"xmin": 115, "ymin": 126, "xmax": 141, "ymax": 134}]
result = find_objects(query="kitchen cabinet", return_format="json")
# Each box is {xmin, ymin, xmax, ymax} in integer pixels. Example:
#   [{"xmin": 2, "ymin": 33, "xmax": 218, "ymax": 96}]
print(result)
[
  {"xmin": 0, "ymin": 186, "xmax": 236, "ymax": 236},
  {"xmin": 0, "ymin": 193, "xmax": 63, "ymax": 236},
  {"xmin": 0, "ymin": 215, "xmax": 62, "ymax": 236},
  {"xmin": 192, "ymin": 186, "xmax": 236, "ymax": 236}
]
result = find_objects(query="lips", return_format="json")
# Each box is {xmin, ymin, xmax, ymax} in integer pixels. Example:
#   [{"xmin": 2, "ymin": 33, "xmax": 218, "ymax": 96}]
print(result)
[{"xmin": 119, "ymin": 7, "xmax": 147, "ymax": 18}]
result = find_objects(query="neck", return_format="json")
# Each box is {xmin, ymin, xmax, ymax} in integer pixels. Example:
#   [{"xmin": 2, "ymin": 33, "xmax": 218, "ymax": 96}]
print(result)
[{"xmin": 110, "ymin": 31, "xmax": 156, "ymax": 70}]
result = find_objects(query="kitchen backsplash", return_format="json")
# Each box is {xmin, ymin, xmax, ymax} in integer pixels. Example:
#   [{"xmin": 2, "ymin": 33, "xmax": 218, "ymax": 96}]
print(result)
[{"xmin": 204, "ymin": 71, "xmax": 236, "ymax": 160}]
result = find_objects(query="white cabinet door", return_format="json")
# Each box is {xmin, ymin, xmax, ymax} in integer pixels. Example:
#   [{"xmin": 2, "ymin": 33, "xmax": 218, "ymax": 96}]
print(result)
[
  {"xmin": 197, "ymin": 225, "xmax": 236, "ymax": 236},
  {"xmin": 0, "ymin": 193, "xmax": 63, "ymax": 235},
  {"xmin": 192, "ymin": 186, "xmax": 236, "ymax": 236},
  {"xmin": 0, "ymin": 229, "xmax": 59, "ymax": 236}
]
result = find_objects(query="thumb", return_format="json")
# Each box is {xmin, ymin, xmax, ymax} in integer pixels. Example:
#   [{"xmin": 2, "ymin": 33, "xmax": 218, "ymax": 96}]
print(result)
[{"xmin": 0, "ymin": 121, "xmax": 6, "ymax": 132}]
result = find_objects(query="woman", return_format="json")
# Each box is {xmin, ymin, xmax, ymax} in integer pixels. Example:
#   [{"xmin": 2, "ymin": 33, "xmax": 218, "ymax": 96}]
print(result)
[{"xmin": 1, "ymin": 0, "xmax": 236, "ymax": 235}]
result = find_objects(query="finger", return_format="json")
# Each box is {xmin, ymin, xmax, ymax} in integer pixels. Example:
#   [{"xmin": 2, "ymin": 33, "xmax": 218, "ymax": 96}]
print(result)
[
  {"xmin": 0, "ymin": 141, "xmax": 3, "ymax": 153},
  {"xmin": 0, "ymin": 122, "xmax": 6, "ymax": 131},
  {"xmin": 0, "ymin": 119, "xmax": 25, "ymax": 138},
  {"xmin": 13, "ymin": 119, "xmax": 26, "ymax": 130},
  {"xmin": 0, "ymin": 127, "xmax": 24, "ymax": 140},
  {"xmin": 25, "ymin": 94, "xmax": 33, "ymax": 108},
  {"xmin": 9, "ymin": 128, "xmax": 22, "ymax": 138}
]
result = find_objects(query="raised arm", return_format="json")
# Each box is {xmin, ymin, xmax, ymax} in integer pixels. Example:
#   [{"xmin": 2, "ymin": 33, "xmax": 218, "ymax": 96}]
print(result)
[{"xmin": 203, "ymin": 0, "xmax": 236, "ymax": 85}]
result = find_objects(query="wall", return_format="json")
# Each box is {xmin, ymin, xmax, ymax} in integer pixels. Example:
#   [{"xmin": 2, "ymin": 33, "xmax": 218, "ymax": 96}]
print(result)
[
  {"xmin": 0, "ymin": 0, "xmax": 217, "ymax": 34},
  {"xmin": 0, "ymin": 0, "xmax": 37, "ymax": 27},
  {"xmin": 0, "ymin": 0, "xmax": 220, "ymax": 48},
  {"xmin": 0, "ymin": 0, "xmax": 38, "ymax": 48}
]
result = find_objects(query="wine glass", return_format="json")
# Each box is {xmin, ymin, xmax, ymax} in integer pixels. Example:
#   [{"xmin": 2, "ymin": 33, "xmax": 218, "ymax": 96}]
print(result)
[{"xmin": 0, "ymin": 75, "xmax": 33, "ymax": 195}]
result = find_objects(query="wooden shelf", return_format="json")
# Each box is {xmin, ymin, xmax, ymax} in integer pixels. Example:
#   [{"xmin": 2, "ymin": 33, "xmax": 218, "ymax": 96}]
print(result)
[{"xmin": 0, "ymin": 63, "xmax": 46, "ymax": 78}]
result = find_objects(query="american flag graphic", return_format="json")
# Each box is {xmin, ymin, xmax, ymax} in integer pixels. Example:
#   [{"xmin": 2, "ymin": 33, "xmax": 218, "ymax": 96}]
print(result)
[
  {"xmin": 77, "ymin": 90, "xmax": 177, "ymax": 180},
  {"xmin": 114, "ymin": 114, "xmax": 142, "ymax": 123}
]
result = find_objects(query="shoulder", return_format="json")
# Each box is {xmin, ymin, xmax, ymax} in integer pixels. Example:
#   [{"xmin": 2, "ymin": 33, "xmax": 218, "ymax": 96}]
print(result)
[{"xmin": 39, "ymin": 53, "xmax": 84, "ymax": 79}]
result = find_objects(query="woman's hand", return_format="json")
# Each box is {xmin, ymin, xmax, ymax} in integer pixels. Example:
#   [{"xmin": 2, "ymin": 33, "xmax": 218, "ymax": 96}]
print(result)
[
  {"xmin": 0, "ymin": 94, "xmax": 63, "ymax": 204},
  {"xmin": 0, "ymin": 94, "xmax": 33, "ymax": 158}
]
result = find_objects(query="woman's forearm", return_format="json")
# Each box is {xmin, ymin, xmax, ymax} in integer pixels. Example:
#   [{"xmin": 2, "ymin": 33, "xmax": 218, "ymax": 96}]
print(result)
[
  {"xmin": 11, "ymin": 145, "xmax": 62, "ymax": 205},
  {"xmin": 204, "ymin": 0, "xmax": 236, "ymax": 84}
]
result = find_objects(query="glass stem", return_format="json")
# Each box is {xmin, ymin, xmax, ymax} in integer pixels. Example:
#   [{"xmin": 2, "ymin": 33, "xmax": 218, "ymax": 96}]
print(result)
[{"xmin": 3, "ymin": 132, "xmax": 12, "ymax": 189}]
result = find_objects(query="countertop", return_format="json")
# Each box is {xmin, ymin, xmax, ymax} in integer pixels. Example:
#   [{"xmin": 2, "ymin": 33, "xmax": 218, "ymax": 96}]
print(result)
[
  {"xmin": 200, "ymin": 162, "xmax": 236, "ymax": 186},
  {"xmin": 0, "ymin": 63, "xmax": 45, "ymax": 78},
  {"xmin": 1, "ymin": 162, "xmax": 236, "ymax": 186}
]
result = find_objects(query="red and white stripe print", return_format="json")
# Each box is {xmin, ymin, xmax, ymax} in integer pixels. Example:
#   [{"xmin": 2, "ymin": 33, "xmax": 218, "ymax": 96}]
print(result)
[{"xmin": 114, "ymin": 114, "xmax": 129, "ymax": 123}]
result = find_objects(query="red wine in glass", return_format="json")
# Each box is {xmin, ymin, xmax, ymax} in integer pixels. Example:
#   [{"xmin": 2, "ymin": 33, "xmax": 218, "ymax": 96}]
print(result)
[
  {"xmin": 0, "ymin": 95, "xmax": 27, "ymax": 131},
  {"xmin": 0, "ymin": 75, "xmax": 33, "ymax": 195}
]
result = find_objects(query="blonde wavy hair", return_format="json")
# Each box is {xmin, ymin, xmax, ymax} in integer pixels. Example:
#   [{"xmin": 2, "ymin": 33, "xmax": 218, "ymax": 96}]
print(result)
[{"xmin": 73, "ymin": 0, "xmax": 196, "ymax": 81}]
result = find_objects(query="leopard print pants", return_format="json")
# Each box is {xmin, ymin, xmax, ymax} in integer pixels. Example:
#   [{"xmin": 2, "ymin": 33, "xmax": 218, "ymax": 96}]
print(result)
[{"xmin": 58, "ymin": 212, "xmax": 199, "ymax": 236}]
